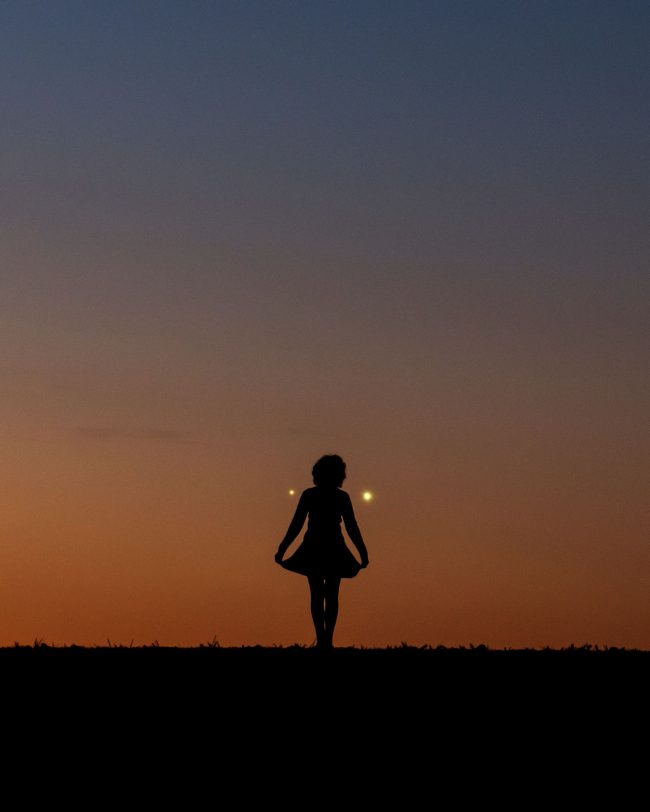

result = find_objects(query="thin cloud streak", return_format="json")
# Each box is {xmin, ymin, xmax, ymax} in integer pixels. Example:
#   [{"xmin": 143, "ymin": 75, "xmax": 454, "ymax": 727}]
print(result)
[{"xmin": 74, "ymin": 427, "xmax": 193, "ymax": 443}]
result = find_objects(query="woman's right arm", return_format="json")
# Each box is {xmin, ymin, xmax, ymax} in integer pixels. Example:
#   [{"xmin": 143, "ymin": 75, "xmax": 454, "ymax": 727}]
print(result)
[{"xmin": 275, "ymin": 491, "xmax": 309, "ymax": 562}]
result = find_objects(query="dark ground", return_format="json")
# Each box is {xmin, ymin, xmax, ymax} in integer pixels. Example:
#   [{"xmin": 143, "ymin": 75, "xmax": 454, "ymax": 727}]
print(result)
[
  {"xmin": 4, "ymin": 644, "xmax": 646, "ymax": 796},
  {"xmin": 4, "ymin": 642, "xmax": 648, "ymax": 710}
]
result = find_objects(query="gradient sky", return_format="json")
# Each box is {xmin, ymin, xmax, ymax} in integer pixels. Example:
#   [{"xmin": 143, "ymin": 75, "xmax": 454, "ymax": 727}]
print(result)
[{"xmin": 1, "ymin": 1, "xmax": 648, "ymax": 647}]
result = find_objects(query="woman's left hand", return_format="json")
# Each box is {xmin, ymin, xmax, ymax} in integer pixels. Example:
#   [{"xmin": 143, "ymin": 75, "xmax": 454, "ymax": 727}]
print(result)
[{"xmin": 274, "ymin": 551, "xmax": 284, "ymax": 564}]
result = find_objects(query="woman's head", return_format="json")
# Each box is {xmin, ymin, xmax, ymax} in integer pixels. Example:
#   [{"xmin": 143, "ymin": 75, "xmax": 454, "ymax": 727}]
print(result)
[{"xmin": 312, "ymin": 454, "xmax": 347, "ymax": 488}]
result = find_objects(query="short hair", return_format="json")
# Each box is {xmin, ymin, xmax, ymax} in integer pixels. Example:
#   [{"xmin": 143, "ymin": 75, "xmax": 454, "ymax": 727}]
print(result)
[{"xmin": 312, "ymin": 454, "xmax": 347, "ymax": 488}]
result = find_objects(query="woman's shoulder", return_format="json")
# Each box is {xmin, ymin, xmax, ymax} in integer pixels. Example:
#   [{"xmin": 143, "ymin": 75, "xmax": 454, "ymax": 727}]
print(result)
[{"xmin": 303, "ymin": 486, "xmax": 348, "ymax": 501}]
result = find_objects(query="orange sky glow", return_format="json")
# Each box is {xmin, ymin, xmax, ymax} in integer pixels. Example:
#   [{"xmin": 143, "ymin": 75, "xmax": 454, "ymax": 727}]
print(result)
[{"xmin": 1, "ymin": 3, "xmax": 648, "ymax": 647}]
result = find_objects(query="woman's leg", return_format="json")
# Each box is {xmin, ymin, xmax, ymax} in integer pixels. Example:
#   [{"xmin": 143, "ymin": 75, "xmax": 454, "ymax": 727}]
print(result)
[
  {"xmin": 308, "ymin": 576, "xmax": 326, "ymax": 646},
  {"xmin": 323, "ymin": 576, "xmax": 341, "ymax": 648}
]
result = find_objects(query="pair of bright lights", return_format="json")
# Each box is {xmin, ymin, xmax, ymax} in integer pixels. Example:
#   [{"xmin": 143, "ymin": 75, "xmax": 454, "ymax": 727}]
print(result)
[{"xmin": 288, "ymin": 489, "xmax": 374, "ymax": 501}]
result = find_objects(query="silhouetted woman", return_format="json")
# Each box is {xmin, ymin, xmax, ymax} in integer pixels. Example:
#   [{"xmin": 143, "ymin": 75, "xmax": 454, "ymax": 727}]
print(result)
[{"xmin": 275, "ymin": 455, "xmax": 369, "ymax": 649}]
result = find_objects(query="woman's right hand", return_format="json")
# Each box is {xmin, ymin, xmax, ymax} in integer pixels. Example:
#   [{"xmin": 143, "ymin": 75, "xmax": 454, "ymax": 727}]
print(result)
[
  {"xmin": 274, "ymin": 550, "xmax": 284, "ymax": 564},
  {"xmin": 360, "ymin": 558, "xmax": 369, "ymax": 569}
]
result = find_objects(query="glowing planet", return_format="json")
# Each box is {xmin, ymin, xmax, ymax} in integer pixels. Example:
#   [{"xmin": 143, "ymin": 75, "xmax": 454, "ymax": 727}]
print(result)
[
  {"xmin": 362, "ymin": 491, "xmax": 374, "ymax": 502},
  {"xmin": 288, "ymin": 489, "xmax": 296, "ymax": 496}
]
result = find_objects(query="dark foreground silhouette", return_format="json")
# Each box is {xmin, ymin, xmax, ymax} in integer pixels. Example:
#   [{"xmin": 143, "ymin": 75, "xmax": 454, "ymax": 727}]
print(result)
[
  {"xmin": 4, "ymin": 643, "xmax": 645, "ymax": 787},
  {"xmin": 5, "ymin": 641, "xmax": 648, "ymax": 732},
  {"xmin": 4, "ymin": 641, "xmax": 648, "ymax": 694}
]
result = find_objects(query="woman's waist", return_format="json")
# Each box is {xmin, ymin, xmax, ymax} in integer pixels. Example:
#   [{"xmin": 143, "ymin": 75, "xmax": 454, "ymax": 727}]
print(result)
[{"xmin": 304, "ymin": 527, "xmax": 344, "ymax": 540}]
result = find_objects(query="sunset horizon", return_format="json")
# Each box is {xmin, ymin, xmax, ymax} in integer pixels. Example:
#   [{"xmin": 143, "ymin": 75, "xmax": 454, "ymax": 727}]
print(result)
[{"xmin": 2, "ymin": 2, "xmax": 648, "ymax": 651}]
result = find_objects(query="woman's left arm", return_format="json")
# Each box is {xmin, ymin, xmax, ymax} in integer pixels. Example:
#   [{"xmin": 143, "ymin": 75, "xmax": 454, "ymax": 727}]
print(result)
[{"xmin": 342, "ymin": 492, "xmax": 369, "ymax": 567}]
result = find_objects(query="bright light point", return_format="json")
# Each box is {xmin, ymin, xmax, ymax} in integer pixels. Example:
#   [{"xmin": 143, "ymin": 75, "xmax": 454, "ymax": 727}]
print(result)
[
  {"xmin": 362, "ymin": 491, "xmax": 373, "ymax": 502},
  {"xmin": 288, "ymin": 489, "xmax": 296, "ymax": 496}
]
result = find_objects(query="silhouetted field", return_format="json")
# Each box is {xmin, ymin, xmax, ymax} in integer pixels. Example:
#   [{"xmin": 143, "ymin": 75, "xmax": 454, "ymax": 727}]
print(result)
[
  {"xmin": 5, "ymin": 640, "xmax": 647, "ymax": 666},
  {"xmin": 4, "ymin": 643, "xmax": 644, "ymax": 782},
  {"xmin": 4, "ymin": 639, "xmax": 647, "ymax": 662},
  {"xmin": 4, "ymin": 642, "xmax": 647, "ymax": 705}
]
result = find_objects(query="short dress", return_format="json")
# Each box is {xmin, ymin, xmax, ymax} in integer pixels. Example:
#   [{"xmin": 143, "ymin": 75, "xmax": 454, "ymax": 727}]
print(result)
[{"xmin": 280, "ymin": 487, "xmax": 362, "ymax": 579}]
